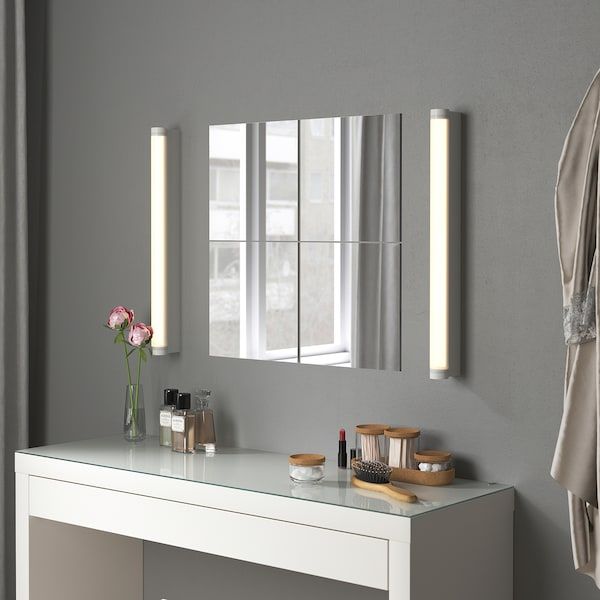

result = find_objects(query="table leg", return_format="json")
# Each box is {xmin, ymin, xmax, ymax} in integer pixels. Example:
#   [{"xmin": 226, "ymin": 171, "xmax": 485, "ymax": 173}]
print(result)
[
  {"xmin": 389, "ymin": 540, "xmax": 411, "ymax": 600},
  {"xmin": 15, "ymin": 473, "xmax": 29, "ymax": 600}
]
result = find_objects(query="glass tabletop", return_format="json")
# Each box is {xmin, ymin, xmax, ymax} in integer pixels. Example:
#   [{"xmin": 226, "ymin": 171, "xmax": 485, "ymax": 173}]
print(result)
[{"xmin": 18, "ymin": 435, "xmax": 511, "ymax": 519}]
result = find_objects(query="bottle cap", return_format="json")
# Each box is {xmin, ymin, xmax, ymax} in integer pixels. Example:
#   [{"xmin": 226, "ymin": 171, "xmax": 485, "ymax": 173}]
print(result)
[
  {"xmin": 194, "ymin": 388, "xmax": 212, "ymax": 408},
  {"xmin": 176, "ymin": 392, "xmax": 191, "ymax": 410},
  {"xmin": 164, "ymin": 388, "xmax": 178, "ymax": 406}
]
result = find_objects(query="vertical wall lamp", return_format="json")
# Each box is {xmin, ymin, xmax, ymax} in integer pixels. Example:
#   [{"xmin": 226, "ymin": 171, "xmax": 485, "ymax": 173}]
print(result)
[
  {"xmin": 150, "ymin": 126, "xmax": 180, "ymax": 355},
  {"xmin": 429, "ymin": 109, "xmax": 461, "ymax": 379}
]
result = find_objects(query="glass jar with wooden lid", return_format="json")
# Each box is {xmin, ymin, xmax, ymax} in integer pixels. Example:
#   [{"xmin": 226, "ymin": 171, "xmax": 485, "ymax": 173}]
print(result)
[
  {"xmin": 385, "ymin": 427, "xmax": 421, "ymax": 469},
  {"xmin": 355, "ymin": 424, "xmax": 389, "ymax": 462},
  {"xmin": 414, "ymin": 450, "xmax": 452, "ymax": 473},
  {"xmin": 288, "ymin": 453, "xmax": 326, "ymax": 483}
]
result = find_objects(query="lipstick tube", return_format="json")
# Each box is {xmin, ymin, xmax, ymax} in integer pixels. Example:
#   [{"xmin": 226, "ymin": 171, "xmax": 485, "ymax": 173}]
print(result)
[{"xmin": 338, "ymin": 428, "xmax": 347, "ymax": 469}]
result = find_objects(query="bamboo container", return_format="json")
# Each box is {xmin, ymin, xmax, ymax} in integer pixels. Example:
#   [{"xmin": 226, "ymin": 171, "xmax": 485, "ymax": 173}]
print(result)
[
  {"xmin": 355, "ymin": 424, "xmax": 389, "ymax": 462},
  {"xmin": 385, "ymin": 427, "xmax": 421, "ymax": 469},
  {"xmin": 389, "ymin": 449, "xmax": 455, "ymax": 486},
  {"xmin": 288, "ymin": 453, "xmax": 326, "ymax": 483}
]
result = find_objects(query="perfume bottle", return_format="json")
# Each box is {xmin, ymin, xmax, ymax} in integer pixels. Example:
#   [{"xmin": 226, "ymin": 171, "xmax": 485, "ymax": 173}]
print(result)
[
  {"xmin": 159, "ymin": 388, "xmax": 178, "ymax": 447},
  {"xmin": 194, "ymin": 389, "xmax": 216, "ymax": 453},
  {"xmin": 171, "ymin": 393, "xmax": 195, "ymax": 453}
]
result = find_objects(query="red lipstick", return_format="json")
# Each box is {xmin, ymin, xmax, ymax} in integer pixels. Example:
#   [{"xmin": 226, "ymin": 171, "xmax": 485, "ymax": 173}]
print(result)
[{"xmin": 338, "ymin": 428, "xmax": 347, "ymax": 468}]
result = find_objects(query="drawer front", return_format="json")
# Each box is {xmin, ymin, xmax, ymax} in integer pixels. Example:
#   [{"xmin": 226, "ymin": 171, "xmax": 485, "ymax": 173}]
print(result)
[{"xmin": 29, "ymin": 476, "xmax": 388, "ymax": 590}]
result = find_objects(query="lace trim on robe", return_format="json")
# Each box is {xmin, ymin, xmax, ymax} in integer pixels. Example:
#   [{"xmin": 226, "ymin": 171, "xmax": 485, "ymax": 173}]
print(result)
[{"xmin": 564, "ymin": 287, "xmax": 596, "ymax": 344}]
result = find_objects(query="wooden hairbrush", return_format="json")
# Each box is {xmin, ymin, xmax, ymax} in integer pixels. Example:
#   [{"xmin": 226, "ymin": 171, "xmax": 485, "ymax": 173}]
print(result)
[{"xmin": 352, "ymin": 460, "xmax": 417, "ymax": 503}]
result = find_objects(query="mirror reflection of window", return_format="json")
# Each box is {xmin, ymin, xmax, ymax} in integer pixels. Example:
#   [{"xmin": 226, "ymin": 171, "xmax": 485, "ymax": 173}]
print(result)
[
  {"xmin": 209, "ymin": 124, "xmax": 243, "ymax": 241},
  {"xmin": 300, "ymin": 118, "xmax": 339, "ymax": 240},
  {"xmin": 309, "ymin": 173, "xmax": 323, "ymax": 202},
  {"xmin": 209, "ymin": 242, "xmax": 241, "ymax": 358},
  {"xmin": 208, "ymin": 114, "xmax": 401, "ymax": 370},
  {"xmin": 300, "ymin": 242, "xmax": 346, "ymax": 365},
  {"xmin": 265, "ymin": 243, "xmax": 298, "ymax": 357},
  {"xmin": 266, "ymin": 121, "xmax": 297, "ymax": 241},
  {"xmin": 298, "ymin": 118, "xmax": 342, "ymax": 363},
  {"xmin": 309, "ymin": 119, "xmax": 326, "ymax": 137}
]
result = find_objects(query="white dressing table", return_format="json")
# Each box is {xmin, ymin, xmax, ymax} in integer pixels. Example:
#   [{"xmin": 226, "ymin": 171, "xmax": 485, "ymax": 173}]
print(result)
[{"xmin": 15, "ymin": 436, "xmax": 513, "ymax": 599}]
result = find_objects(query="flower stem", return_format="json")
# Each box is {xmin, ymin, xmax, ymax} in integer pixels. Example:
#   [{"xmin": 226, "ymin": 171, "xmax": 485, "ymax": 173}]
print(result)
[
  {"xmin": 122, "ymin": 331, "xmax": 132, "ymax": 387},
  {"xmin": 132, "ymin": 349, "xmax": 142, "ymax": 438},
  {"xmin": 136, "ymin": 349, "xmax": 142, "ymax": 389}
]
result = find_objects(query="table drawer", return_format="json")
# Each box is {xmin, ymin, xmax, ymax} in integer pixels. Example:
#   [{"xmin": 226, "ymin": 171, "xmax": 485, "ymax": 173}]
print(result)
[{"xmin": 29, "ymin": 476, "xmax": 388, "ymax": 590}]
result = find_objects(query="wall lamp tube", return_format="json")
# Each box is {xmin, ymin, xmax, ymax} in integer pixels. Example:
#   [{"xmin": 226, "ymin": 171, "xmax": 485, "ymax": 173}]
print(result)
[
  {"xmin": 151, "ymin": 126, "xmax": 180, "ymax": 355},
  {"xmin": 429, "ymin": 109, "xmax": 461, "ymax": 379}
]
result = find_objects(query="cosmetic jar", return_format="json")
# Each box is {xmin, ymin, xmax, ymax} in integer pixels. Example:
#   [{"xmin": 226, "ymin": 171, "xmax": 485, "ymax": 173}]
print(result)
[
  {"xmin": 355, "ymin": 424, "xmax": 389, "ymax": 462},
  {"xmin": 288, "ymin": 454, "xmax": 326, "ymax": 483},
  {"xmin": 385, "ymin": 427, "xmax": 421, "ymax": 469},
  {"xmin": 414, "ymin": 450, "xmax": 452, "ymax": 473}
]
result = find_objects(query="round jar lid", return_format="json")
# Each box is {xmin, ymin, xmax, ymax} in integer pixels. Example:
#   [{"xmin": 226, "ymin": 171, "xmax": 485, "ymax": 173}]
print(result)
[
  {"xmin": 355, "ymin": 424, "xmax": 390, "ymax": 436},
  {"xmin": 289, "ymin": 453, "xmax": 326, "ymax": 466},
  {"xmin": 384, "ymin": 427, "xmax": 421, "ymax": 439},
  {"xmin": 414, "ymin": 450, "xmax": 452, "ymax": 464}
]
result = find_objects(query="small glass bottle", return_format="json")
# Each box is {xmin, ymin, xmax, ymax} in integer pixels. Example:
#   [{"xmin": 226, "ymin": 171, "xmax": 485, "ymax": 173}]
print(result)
[
  {"xmin": 171, "ymin": 393, "xmax": 195, "ymax": 453},
  {"xmin": 159, "ymin": 388, "xmax": 178, "ymax": 447},
  {"xmin": 194, "ymin": 389, "xmax": 216, "ymax": 453}
]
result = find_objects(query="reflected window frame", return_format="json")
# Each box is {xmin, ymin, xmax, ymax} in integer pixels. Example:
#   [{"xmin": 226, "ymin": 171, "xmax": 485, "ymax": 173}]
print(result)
[{"xmin": 210, "ymin": 118, "xmax": 367, "ymax": 366}]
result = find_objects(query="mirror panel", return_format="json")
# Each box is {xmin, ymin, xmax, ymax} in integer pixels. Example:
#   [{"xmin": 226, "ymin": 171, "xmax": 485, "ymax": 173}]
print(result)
[
  {"xmin": 347, "ymin": 114, "xmax": 401, "ymax": 243},
  {"xmin": 299, "ymin": 243, "xmax": 401, "ymax": 369},
  {"xmin": 300, "ymin": 242, "xmax": 338, "ymax": 350},
  {"xmin": 209, "ymin": 241, "xmax": 242, "ymax": 358},
  {"xmin": 209, "ymin": 124, "xmax": 244, "ymax": 241},
  {"xmin": 209, "ymin": 242, "xmax": 298, "ymax": 361},
  {"xmin": 347, "ymin": 242, "xmax": 401, "ymax": 370},
  {"xmin": 209, "ymin": 113, "xmax": 401, "ymax": 370}
]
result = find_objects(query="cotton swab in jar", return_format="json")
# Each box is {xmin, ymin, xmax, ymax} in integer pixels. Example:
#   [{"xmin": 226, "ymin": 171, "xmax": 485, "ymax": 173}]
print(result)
[
  {"xmin": 384, "ymin": 428, "xmax": 421, "ymax": 469},
  {"xmin": 355, "ymin": 424, "xmax": 389, "ymax": 462}
]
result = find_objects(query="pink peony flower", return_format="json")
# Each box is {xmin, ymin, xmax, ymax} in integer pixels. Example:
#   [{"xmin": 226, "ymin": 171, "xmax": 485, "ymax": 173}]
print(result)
[
  {"xmin": 107, "ymin": 305, "xmax": 134, "ymax": 329},
  {"xmin": 128, "ymin": 322, "xmax": 153, "ymax": 347}
]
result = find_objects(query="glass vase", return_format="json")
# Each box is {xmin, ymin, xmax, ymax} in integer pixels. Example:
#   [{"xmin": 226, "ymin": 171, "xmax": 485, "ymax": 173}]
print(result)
[{"xmin": 124, "ymin": 384, "xmax": 146, "ymax": 442}]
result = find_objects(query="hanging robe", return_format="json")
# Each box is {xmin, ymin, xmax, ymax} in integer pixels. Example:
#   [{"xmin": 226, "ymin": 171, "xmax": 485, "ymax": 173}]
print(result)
[{"xmin": 552, "ymin": 67, "xmax": 600, "ymax": 585}]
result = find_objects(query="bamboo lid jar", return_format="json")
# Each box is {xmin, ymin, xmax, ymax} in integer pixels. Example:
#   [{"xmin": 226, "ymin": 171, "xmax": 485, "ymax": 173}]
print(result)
[
  {"xmin": 414, "ymin": 450, "xmax": 452, "ymax": 473},
  {"xmin": 385, "ymin": 427, "xmax": 421, "ymax": 469},
  {"xmin": 355, "ymin": 424, "xmax": 389, "ymax": 462},
  {"xmin": 288, "ymin": 454, "xmax": 326, "ymax": 483}
]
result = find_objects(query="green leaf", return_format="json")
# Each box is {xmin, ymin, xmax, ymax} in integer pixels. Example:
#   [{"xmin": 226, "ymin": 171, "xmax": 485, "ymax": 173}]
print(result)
[{"xmin": 140, "ymin": 349, "xmax": 147, "ymax": 363}]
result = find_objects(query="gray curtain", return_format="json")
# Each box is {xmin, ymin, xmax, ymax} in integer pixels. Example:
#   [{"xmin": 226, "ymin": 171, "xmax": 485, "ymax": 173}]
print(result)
[
  {"xmin": 0, "ymin": 1, "xmax": 28, "ymax": 598},
  {"xmin": 350, "ymin": 115, "xmax": 401, "ymax": 370}
]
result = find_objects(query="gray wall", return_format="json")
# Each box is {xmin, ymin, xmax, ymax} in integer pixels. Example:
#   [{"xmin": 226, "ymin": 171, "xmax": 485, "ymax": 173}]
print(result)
[{"xmin": 39, "ymin": 1, "xmax": 600, "ymax": 598}]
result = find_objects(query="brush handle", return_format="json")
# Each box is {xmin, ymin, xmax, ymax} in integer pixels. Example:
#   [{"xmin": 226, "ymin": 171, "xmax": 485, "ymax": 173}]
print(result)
[{"xmin": 352, "ymin": 476, "xmax": 417, "ymax": 503}]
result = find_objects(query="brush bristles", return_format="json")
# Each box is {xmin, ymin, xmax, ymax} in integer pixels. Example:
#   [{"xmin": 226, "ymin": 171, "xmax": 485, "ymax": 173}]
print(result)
[{"xmin": 352, "ymin": 460, "xmax": 392, "ymax": 484}]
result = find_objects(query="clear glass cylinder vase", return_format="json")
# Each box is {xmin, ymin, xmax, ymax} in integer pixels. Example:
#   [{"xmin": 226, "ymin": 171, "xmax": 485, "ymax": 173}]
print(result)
[{"xmin": 124, "ymin": 384, "xmax": 146, "ymax": 442}]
